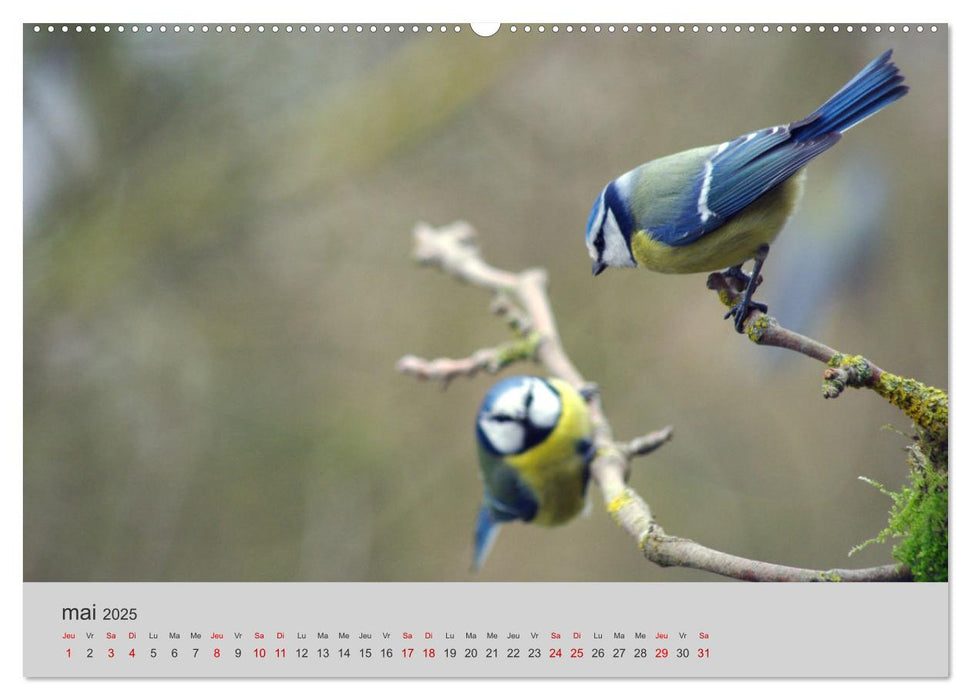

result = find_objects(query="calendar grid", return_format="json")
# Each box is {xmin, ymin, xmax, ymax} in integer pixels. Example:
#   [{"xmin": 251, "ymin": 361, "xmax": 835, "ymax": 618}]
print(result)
[{"xmin": 24, "ymin": 582, "xmax": 948, "ymax": 678}]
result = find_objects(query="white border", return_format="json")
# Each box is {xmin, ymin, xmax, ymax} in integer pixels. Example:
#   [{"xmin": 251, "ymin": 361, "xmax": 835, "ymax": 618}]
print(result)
[{"xmin": 6, "ymin": 1, "xmax": 963, "ymax": 698}]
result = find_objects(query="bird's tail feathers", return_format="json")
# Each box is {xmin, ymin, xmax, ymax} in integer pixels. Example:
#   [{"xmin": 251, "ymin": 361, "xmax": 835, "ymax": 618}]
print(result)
[
  {"xmin": 472, "ymin": 504, "xmax": 502, "ymax": 573},
  {"xmin": 792, "ymin": 49, "xmax": 908, "ymax": 141}
]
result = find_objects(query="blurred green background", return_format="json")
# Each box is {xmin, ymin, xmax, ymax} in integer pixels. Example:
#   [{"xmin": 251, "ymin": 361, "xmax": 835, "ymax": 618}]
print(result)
[{"xmin": 24, "ymin": 25, "xmax": 947, "ymax": 582}]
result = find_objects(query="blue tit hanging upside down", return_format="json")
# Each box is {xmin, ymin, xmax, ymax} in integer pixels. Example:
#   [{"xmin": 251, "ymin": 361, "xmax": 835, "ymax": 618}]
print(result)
[
  {"xmin": 472, "ymin": 375, "xmax": 595, "ymax": 572},
  {"xmin": 585, "ymin": 50, "xmax": 908, "ymax": 332}
]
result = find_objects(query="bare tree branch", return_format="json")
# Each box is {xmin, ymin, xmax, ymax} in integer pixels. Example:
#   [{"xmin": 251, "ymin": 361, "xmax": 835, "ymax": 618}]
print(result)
[
  {"xmin": 400, "ymin": 221, "xmax": 912, "ymax": 582},
  {"xmin": 396, "ymin": 334, "xmax": 541, "ymax": 389},
  {"xmin": 619, "ymin": 427, "xmax": 675, "ymax": 460},
  {"xmin": 707, "ymin": 270, "xmax": 948, "ymax": 444}
]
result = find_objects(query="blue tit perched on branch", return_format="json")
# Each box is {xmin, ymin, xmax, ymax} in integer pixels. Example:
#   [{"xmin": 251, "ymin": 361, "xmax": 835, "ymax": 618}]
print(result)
[
  {"xmin": 472, "ymin": 375, "xmax": 595, "ymax": 572},
  {"xmin": 585, "ymin": 50, "xmax": 908, "ymax": 332}
]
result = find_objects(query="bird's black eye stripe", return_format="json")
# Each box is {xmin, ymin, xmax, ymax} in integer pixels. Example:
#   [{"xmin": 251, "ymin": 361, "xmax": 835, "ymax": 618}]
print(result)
[
  {"xmin": 489, "ymin": 412, "xmax": 518, "ymax": 423},
  {"xmin": 595, "ymin": 229, "xmax": 605, "ymax": 255}
]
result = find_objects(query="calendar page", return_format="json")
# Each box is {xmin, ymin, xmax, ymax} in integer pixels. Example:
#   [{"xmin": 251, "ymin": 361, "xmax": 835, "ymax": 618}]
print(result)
[{"xmin": 22, "ymin": 21, "xmax": 949, "ymax": 679}]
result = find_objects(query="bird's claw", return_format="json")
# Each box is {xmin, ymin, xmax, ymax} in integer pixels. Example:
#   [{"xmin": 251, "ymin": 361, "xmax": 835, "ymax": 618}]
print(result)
[
  {"xmin": 721, "ymin": 245, "xmax": 770, "ymax": 333},
  {"xmin": 725, "ymin": 299, "xmax": 769, "ymax": 332}
]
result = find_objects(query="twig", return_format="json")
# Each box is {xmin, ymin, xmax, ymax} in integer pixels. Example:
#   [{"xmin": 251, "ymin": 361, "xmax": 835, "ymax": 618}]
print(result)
[
  {"xmin": 619, "ymin": 427, "xmax": 675, "ymax": 460},
  {"xmin": 396, "ymin": 332, "xmax": 541, "ymax": 389},
  {"xmin": 399, "ymin": 222, "xmax": 912, "ymax": 582},
  {"xmin": 707, "ymin": 270, "xmax": 948, "ymax": 444}
]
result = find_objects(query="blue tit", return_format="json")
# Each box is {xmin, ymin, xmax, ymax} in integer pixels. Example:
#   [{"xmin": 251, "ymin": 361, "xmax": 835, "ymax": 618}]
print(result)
[
  {"xmin": 472, "ymin": 375, "xmax": 595, "ymax": 572},
  {"xmin": 585, "ymin": 50, "xmax": 908, "ymax": 332}
]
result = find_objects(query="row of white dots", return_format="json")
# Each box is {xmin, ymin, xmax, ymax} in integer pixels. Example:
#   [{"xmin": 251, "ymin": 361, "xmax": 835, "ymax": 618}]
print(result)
[
  {"xmin": 509, "ymin": 24, "xmax": 938, "ymax": 33},
  {"xmin": 32, "ymin": 25, "xmax": 463, "ymax": 34},
  {"xmin": 33, "ymin": 24, "xmax": 939, "ymax": 35}
]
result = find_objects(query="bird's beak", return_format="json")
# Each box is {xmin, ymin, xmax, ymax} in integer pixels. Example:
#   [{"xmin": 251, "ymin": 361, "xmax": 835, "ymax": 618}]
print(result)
[{"xmin": 592, "ymin": 261, "xmax": 607, "ymax": 276}]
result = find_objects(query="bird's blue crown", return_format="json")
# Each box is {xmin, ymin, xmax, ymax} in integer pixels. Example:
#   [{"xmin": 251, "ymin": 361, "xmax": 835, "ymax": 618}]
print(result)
[{"xmin": 586, "ymin": 180, "xmax": 635, "ymax": 244}]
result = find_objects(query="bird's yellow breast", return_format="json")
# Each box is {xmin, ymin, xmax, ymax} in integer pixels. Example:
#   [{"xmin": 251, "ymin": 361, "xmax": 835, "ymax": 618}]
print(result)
[
  {"xmin": 631, "ymin": 171, "xmax": 806, "ymax": 274},
  {"xmin": 507, "ymin": 378, "xmax": 592, "ymax": 526}
]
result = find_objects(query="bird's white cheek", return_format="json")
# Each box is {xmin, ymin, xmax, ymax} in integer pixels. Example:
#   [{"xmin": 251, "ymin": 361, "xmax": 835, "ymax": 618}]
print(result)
[
  {"xmin": 602, "ymin": 210, "xmax": 635, "ymax": 268},
  {"xmin": 480, "ymin": 419, "xmax": 525, "ymax": 455},
  {"xmin": 526, "ymin": 381, "xmax": 560, "ymax": 429}
]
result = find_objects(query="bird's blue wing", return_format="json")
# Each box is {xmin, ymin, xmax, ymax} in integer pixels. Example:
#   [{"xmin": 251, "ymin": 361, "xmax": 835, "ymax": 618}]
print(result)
[
  {"xmin": 483, "ymin": 463, "xmax": 539, "ymax": 523},
  {"xmin": 652, "ymin": 50, "xmax": 905, "ymax": 249},
  {"xmin": 651, "ymin": 128, "xmax": 839, "ymax": 247},
  {"xmin": 706, "ymin": 131, "xmax": 840, "ymax": 217},
  {"xmin": 478, "ymin": 445, "xmax": 540, "ymax": 521}
]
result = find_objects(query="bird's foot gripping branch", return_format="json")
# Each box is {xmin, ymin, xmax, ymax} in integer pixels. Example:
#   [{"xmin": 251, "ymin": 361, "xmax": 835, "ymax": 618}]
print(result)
[
  {"xmin": 399, "ymin": 221, "xmax": 915, "ymax": 582},
  {"xmin": 707, "ymin": 270, "xmax": 948, "ymax": 581}
]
